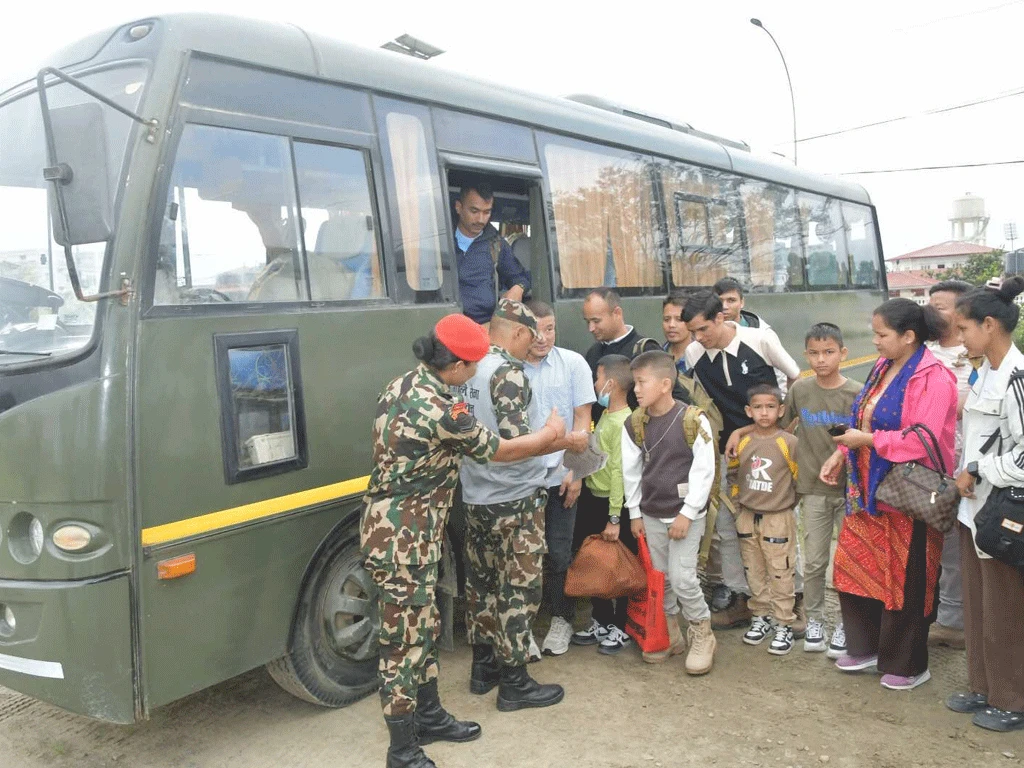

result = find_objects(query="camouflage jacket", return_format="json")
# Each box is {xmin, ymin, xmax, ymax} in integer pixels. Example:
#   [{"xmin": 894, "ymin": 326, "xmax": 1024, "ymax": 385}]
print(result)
[{"xmin": 361, "ymin": 363, "xmax": 500, "ymax": 566}]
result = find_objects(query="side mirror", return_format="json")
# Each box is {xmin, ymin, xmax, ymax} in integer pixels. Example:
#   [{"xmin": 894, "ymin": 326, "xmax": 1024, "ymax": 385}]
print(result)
[{"xmin": 46, "ymin": 102, "xmax": 113, "ymax": 246}]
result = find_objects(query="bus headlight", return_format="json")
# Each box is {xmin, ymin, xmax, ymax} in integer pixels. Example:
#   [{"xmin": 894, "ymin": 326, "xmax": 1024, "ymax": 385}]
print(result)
[
  {"xmin": 52, "ymin": 524, "xmax": 93, "ymax": 552},
  {"xmin": 0, "ymin": 604, "xmax": 14, "ymax": 638}
]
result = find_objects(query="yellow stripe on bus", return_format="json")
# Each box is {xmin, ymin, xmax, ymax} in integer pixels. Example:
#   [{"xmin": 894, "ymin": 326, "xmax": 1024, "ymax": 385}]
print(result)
[
  {"xmin": 140, "ymin": 476, "xmax": 371, "ymax": 548},
  {"xmin": 799, "ymin": 353, "xmax": 878, "ymax": 378}
]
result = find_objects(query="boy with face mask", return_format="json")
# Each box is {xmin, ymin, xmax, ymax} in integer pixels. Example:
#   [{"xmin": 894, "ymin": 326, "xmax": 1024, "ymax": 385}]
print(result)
[{"xmin": 572, "ymin": 355, "xmax": 635, "ymax": 654}]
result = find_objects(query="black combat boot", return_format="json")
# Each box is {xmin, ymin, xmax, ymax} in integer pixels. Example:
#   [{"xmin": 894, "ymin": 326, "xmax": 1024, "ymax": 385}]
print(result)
[
  {"xmin": 496, "ymin": 664, "xmax": 565, "ymax": 712},
  {"xmin": 415, "ymin": 679, "xmax": 482, "ymax": 745},
  {"xmin": 470, "ymin": 644, "xmax": 500, "ymax": 695},
  {"xmin": 384, "ymin": 714, "xmax": 436, "ymax": 768}
]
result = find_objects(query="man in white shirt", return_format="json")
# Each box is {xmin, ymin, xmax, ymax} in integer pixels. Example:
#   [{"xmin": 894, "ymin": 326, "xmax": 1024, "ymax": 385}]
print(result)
[
  {"xmin": 926, "ymin": 279, "xmax": 976, "ymax": 650},
  {"xmin": 523, "ymin": 300, "xmax": 595, "ymax": 656}
]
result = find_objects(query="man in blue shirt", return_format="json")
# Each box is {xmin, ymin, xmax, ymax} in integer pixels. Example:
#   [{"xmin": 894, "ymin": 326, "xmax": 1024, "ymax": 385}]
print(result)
[
  {"xmin": 455, "ymin": 180, "xmax": 532, "ymax": 323},
  {"xmin": 523, "ymin": 300, "xmax": 595, "ymax": 657}
]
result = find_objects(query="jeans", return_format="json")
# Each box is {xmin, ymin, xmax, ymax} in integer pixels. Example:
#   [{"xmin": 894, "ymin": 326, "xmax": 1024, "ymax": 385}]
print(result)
[
  {"xmin": 543, "ymin": 484, "xmax": 577, "ymax": 621},
  {"xmin": 938, "ymin": 524, "xmax": 964, "ymax": 629}
]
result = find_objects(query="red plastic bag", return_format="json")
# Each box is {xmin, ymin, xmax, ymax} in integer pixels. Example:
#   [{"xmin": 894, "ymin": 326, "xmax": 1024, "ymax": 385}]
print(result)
[{"xmin": 626, "ymin": 535, "xmax": 669, "ymax": 653}]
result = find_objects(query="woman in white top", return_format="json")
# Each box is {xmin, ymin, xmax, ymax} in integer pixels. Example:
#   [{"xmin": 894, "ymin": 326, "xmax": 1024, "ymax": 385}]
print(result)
[{"xmin": 951, "ymin": 276, "xmax": 1024, "ymax": 732}]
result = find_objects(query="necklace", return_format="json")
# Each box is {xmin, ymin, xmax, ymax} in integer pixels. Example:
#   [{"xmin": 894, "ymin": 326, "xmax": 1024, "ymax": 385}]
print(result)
[{"xmin": 642, "ymin": 404, "xmax": 683, "ymax": 463}]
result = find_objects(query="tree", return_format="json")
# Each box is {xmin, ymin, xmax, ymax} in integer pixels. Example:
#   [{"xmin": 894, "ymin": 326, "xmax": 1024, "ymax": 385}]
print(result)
[{"xmin": 930, "ymin": 250, "xmax": 1004, "ymax": 285}]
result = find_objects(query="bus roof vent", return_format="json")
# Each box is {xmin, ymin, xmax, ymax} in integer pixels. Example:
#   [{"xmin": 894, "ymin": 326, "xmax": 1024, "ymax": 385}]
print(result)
[{"xmin": 564, "ymin": 94, "xmax": 750, "ymax": 152}]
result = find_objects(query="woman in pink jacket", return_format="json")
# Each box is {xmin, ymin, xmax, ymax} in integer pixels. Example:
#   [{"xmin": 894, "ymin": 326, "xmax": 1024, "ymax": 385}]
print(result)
[{"xmin": 820, "ymin": 298, "xmax": 957, "ymax": 691}]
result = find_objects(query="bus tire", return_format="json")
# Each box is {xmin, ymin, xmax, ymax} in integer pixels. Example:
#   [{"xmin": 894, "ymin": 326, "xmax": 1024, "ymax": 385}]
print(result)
[{"xmin": 266, "ymin": 535, "xmax": 380, "ymax": 707}]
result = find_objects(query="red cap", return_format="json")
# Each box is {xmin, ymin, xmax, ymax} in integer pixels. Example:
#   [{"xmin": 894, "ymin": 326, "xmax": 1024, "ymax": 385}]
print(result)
[{"xmin": 434, "ymin": 314, "xmax": 490, "ymax": 362}]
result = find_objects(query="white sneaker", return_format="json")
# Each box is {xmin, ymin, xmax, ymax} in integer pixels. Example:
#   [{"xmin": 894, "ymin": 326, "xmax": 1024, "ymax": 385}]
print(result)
[
  {"xmin": 528, "ymin": 632, "xmax": 542, "ymax": 663},
  {"xmin": 803, "ymin": 618, "xmax": 827, "ymax": 653},
  {"xmin": 542, "ymin": 617, "xmax": 573, "ymax": 656},
  {"xmin": 598, "ymin": 625, "xmax": 632, "ymax": 655},
  {"xmin": 571, "ymin": 618, "xmax": 610, "ymax": 646},
  {"xmin": 826, "ymin": 623, "xmax": 847, "ymax": 659}
]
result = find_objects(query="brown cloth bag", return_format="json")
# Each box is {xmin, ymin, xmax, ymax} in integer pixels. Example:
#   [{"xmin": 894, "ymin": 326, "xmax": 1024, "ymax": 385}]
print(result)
[{"xmin": 565, "ymin": 535, "xmax": 646, "ymax": 600}]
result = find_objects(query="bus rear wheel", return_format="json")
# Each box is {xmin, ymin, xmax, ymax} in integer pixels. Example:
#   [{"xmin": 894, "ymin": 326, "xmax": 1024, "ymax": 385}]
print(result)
[{"xmin": 267, "ymin": 535, "xmax": 380, "ymax": 706}]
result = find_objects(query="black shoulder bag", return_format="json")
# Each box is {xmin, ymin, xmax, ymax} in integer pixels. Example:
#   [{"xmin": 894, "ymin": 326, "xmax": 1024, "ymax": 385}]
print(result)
[{"xmin": 973, "ymin": 427, "xmax": 1024, "ymax": 572}]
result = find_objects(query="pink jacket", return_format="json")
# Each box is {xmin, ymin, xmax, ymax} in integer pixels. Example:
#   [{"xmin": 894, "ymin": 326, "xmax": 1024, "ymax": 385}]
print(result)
[{"xmin": 871, "ymin": 347, "xmax": 957, "ymax": 473}]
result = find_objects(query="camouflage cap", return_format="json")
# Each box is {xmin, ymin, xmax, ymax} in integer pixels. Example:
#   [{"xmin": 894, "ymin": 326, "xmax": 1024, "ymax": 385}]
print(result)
[{"xmin": 493, "ymin": 298, "xmax": 541, "ymax": 339}]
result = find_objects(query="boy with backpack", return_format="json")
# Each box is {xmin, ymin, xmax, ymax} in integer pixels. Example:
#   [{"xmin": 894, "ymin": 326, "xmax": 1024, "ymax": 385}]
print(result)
[
  {"xmin": 729, "ymin": 384, "xmax": 800, "ymax": 655},
  {"xmin": 621, "ymin": 351, "xmax": 718, "ymax": 674}
]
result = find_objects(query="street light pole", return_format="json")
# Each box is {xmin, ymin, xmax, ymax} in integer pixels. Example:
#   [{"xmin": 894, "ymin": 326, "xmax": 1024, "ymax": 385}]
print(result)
[{"xmin": 750, "ymin": 18, "xmax": 797, "ymax": 166}]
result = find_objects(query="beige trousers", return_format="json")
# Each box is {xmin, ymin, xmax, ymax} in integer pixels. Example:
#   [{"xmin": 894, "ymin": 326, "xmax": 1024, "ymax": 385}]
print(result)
[{"xmin": 736, "ymin": 508, "xmax": 797, "ymax": 625}]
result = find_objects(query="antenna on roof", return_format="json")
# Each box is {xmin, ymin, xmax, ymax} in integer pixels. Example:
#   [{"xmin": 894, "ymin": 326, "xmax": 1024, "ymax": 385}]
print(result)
[{"xmin": 381, "ymin": 34, "xmax": 445, "ymax": 60}]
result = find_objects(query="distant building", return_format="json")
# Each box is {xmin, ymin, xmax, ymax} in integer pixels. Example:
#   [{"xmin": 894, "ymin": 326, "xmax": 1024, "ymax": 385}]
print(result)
[
  {"xmin": 886, "ymin": 240, "xmax": 995, "ymax": 273},
  {"xmin": 886, "ymin": 270, "xmax": 939, "ymax": 306}
]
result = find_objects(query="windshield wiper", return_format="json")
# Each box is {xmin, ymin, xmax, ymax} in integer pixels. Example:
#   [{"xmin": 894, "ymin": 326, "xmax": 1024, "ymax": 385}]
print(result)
[{"xmin": 0, "ymin": 349, "xmax": 52, "ymax": 357}]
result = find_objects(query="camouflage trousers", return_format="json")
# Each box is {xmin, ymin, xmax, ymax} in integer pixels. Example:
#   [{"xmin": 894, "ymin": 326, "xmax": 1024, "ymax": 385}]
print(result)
[
  {"xmin": 368, "ymin": 561, "xmax": 440, "ymax": 716},
  {"xmin": 464, "ymin": 490, "xmax": 547, "ymax": 666}
]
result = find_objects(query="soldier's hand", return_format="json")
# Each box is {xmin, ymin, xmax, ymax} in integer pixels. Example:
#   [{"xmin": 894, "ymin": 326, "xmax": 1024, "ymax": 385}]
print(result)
[
  {"xmin": 566, "ymin": 430, "xmax": 588, "ymax": 453},
  {"xmin": 544, "ymin": 408, "xmax": 566, "ymax": 439}
]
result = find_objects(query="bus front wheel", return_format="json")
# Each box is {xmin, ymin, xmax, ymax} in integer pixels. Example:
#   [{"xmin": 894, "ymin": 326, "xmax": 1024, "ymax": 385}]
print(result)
[{"xmin": 267, "ymin": 535, "xmax": 380, "ymax": 706}]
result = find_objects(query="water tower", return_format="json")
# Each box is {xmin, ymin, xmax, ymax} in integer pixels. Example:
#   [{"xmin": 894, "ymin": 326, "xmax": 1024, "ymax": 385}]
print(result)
[{"xmin": 950, "ymin": 193, "xmax": 989, "ymax": 245}]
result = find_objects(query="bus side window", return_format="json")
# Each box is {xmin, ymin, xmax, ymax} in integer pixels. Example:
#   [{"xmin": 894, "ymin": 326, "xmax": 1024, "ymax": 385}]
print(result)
[
  {"xmin": 801, "ymin": 193, "xmax": 849, "ymax": 289},
  {"xmin": 539, "ymin": 135, "xmax": 663, "ymax": 296},
  {"xmin": 659, "ymin": 162, "xmax": 739, "ymax": 289},
  {"xmin": 292, "ymin": 142, "xmax": 386, "ymax": 302},
  {"xmin": 155, "ymin": 124, "xmax": 306, "ymax": 305},
  {"xmin": 374, "ymin": 98, "xmax": 449, "ymax": 304},
  {"xmin": 842, "ymin": 201, "xmax": 881, "ymax": 288},
  {"xmin": 740, "ymin": 181, "xmax": 804, "ymax": 292}
]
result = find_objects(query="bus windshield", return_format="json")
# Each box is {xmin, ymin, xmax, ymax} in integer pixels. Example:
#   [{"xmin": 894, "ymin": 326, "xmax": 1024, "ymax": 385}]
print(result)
[{"xmin": 0, "ymin": 63, "xmax": 147, "ymax": 363}]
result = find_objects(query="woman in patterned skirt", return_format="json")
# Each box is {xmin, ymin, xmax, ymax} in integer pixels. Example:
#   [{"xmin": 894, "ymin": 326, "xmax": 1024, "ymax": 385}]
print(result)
[{"xmin": 819, "ymin": 298, "xmax": 957, "ymax": 691}]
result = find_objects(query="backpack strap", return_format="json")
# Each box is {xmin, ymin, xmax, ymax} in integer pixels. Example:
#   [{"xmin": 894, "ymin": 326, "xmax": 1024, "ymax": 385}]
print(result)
[
  {"xmin": 631, "ymin": 337, "xmax": 661, "ymax": 358},
  {"xmin": 629, "ymin": 407, "xmax": 649, "ymax": 446}
]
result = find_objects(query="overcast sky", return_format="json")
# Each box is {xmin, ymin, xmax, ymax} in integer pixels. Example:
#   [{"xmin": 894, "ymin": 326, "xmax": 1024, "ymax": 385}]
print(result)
[{"xmin": 2, "ymin": 0, "xmax": 1023, "ymax": 259}]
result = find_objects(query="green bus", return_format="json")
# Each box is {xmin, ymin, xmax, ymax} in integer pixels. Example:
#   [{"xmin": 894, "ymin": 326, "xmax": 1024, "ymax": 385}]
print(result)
[{"xmin": 0, "ymin": 13, "xmax": 886, "ymax": 723}]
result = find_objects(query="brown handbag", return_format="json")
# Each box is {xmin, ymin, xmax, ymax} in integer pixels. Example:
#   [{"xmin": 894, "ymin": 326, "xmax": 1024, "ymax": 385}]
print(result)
[
  {"xmin": 565, "ymin": 535, "xmax": 647, "ymax": 600},
  {"xmin": 874, "ymin": 424, "xmax": 958, "ymax": 533}
]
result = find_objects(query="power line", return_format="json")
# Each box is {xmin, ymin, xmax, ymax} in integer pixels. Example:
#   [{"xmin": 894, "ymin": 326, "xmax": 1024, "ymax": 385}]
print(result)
[
  {"xmin": 891, "ymin": 0, "xmax": 1024, "ymax": 33},
  {"xmin": 792, "ymin": 86, "xmax": 1024, "ymax": 144},
  {"xmin": 840, "ymin": 159, "xmax": 1024, "ymax": 175}
]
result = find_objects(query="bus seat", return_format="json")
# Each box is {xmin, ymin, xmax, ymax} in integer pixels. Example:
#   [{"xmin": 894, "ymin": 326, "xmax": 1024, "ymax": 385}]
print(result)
[{"xmin": 510, "ymin": 233, "xmax": 530, "ymax": 272}]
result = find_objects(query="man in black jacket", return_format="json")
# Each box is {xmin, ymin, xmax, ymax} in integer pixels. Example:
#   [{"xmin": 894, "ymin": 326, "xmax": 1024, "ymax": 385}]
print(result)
[{"xmin": 582, "ymin": 288, "xmax": 662, "ymax": 399}]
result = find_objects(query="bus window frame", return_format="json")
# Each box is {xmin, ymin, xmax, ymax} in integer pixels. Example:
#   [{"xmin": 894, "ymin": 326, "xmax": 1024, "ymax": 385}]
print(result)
[
  {"xmin": 141, "ymin": 108, "xmax": 398, "ymax": 317},
  {"xmin": 212, "ymin": 328, "xmax": 308, "ymax": 484}
]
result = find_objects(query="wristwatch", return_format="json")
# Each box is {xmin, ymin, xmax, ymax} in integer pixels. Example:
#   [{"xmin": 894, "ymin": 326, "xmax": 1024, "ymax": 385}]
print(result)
[
  {"xmin": 966, "ymin": 461, "xmax": 981, "ymax": 481},
  {"xmin": 608, "ymin": 515, "xmax": 621, "ymax": 525}
]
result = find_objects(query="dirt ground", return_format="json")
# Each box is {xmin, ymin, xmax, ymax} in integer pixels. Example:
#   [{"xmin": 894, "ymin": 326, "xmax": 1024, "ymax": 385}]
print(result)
[{"xmin": 2, "ymin": 598, "xmax": 1023, "ymax": 768}]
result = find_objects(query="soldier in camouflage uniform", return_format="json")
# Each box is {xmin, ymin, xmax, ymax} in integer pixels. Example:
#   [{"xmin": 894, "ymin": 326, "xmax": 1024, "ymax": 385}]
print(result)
[
  {"xmin": 361, "ymin": 312, "xmax": 565, "ymax": 768},
  {"xmin": 458, "ymin": 299, "xmax": 580, "ymax": 712}
]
